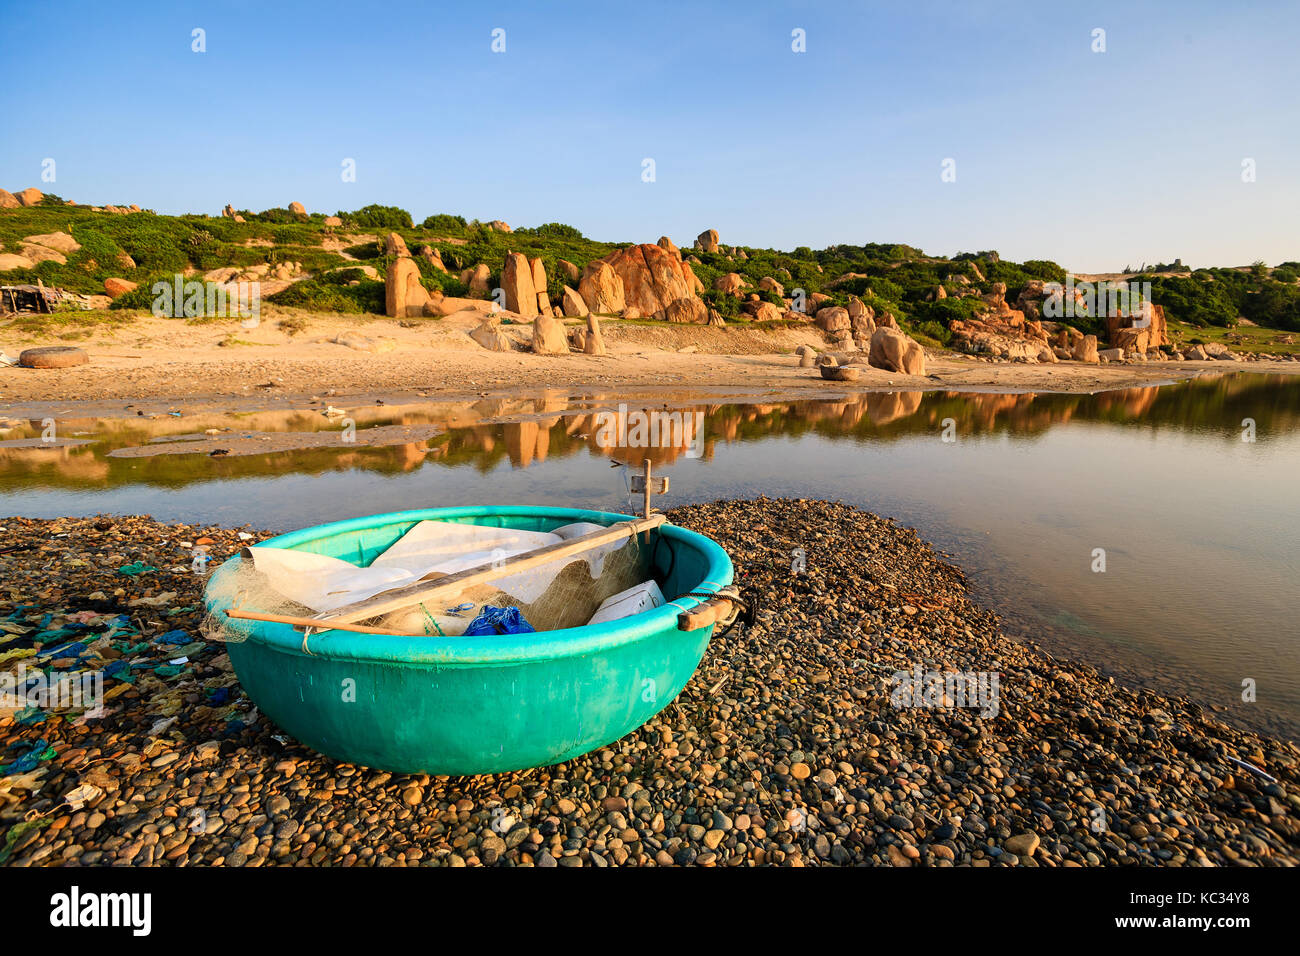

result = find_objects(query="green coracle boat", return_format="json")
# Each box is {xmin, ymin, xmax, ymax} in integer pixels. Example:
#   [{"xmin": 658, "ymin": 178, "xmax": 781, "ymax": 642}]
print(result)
[{"xmin": 203, "ymin": 505, "xmax": 733, "ymax": 774}]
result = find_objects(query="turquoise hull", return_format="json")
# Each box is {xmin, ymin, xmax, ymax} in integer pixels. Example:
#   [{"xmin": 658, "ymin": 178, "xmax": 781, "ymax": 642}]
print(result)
[{"xmin": 203, "ymin": 506, "xmax": 733, "ymax": 774}]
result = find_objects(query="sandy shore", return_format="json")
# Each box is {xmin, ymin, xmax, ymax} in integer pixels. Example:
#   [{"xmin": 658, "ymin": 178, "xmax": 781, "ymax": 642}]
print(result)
[
  {"xmin": 4, "ymin": 309, "xmax": 1297, "ymax": 412},
  {"xmin": 2, "ymin": 500, "xmax": 1295, "ymax": 867}
]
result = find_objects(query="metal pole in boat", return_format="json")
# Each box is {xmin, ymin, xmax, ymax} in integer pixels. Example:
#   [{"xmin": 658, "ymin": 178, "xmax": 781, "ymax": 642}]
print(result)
[{"xmin": 642, "ymin": 458, "xmax": 652, "ymax": 542}]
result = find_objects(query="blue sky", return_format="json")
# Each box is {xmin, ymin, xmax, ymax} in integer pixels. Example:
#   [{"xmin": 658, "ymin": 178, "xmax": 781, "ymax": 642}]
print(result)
[{"xmin": 2, "ymin": 0, "xmax": 1297, "ymax": 271}]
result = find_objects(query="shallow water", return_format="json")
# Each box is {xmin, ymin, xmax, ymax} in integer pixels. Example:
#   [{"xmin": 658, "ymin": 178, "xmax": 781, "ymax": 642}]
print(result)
[{"xmin": 2, "ymin": 371, "xmax": 1298, "ymax": 739}]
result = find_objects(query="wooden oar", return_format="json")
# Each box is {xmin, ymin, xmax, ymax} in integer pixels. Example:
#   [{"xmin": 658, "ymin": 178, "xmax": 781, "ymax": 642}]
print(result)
[
  {"xmin": 677, "ymin": 595, "xmax": 735, "ymax": 631},
  {"xmin": 307, "ymin": 513, "xmax": 668, "ymax": 628},
  {"xmin": 224, "ymin": 608, "xmax": 422, "ymax": 636}
]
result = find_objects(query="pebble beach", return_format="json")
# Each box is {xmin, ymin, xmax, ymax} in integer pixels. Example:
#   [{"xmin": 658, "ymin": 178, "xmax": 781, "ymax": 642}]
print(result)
[{"xmin": 1, "ymin": 498, "xmax": 1296, "ymax": 867}]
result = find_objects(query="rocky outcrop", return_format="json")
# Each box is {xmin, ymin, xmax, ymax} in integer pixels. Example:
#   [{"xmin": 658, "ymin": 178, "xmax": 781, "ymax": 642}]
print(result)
[
  {"xmin": 1106, "ymin": 301, "xmax": 1168, "ymax": 350},
  {"xmin": 695, "ymin": 229, "xmax": 719, "ymax": 253},
  {"xmin": 713, "ymin": 272, "xmax": 747, "ymax": 297},
  {"xmin": 868, "ymin": 327, "xmax": 926, "ymax": 376},
  {"xmin": 1072, "ymin": 334, "xmax": 1099, "ymax": 363},
  {"xmin": 582, "ymin": 314, "xmax": 606, "ymax": 356},
  {"xmin": 758, "ymin": 276, "xmax": 784, "ymax": 297},
  {"xmin": 103, "ymin": 278, "xmax": 138, "ymax": 298},
  {"xmin": 16, "ymin": 188, "xmax": 43, "ymax": 207},
  {"xmin": 0, "ymin": 189, "xmax": 20, "ymax": 209},
  {"xmin": 815, "ymin": 306, "xmax": 850, "ymax": 334},
  {"xmin": 597, "ymin": 243, "xmax": 701, "ymax": 319},
  {"xmin": 384, "ymin": 232, "xmax": 410, "ymax": 257},
  {"xmin": 743, "ymin": 300, "xmax": 782, "ymax": 323},
  {"xmin": 558, "ymin": 259, "xmax": 580, "ymax": 283},
  {"xmin": 288, "ymin": 201, "xmax": 306, "ymax": 216},
  {"xmin": 418, "ymin": 245, "xmax": 447, "ymax": 273},
  {"xmin": 532, "ymin": 314, "xmax": 569, "ymax": 354},
  {"xmin": 502, "ymin": 252, "xmax": 538, "ymax": 317},
  {"xmin": 560, "ymin": 286, "xmax": 589, "ymax": 317},
  {"xmin": 530, "ymin": 257, "xmax": 549, "ymax": 314},
  {"xmin": 488, "ymin": 220, "xmax": 512, "ymax": 233},
  {"xmin": 323, "ymin": 215, "xmax": 342, "ymax": 227},
  {"xmin": 665, "ymin": 296, "xmax": 708, "ymax": 324},
  {"xmin": 657, "ymin": 236, "xmax": 679, "ymax": 257},
  {"xmin": 1114, "ymin": 327, "xmax": 1149, "ymax": 355},
  {"xmin": 578, "ymin": 261, "xmax": 625, "ymax": 315},
  {"xmin": 470, "ymin": 318, "xmax": 512, "ymax": 352},
  {"xmin": 462, "ymin": 264, "xmax": 491, "ymax": 296},
  {"xmin": 385, "ymin": 257, "xmax": 430, "ymax": 317}
]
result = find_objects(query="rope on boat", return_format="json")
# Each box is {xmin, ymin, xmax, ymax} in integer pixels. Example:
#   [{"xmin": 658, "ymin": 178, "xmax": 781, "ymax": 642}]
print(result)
[{"xmin": 672, "ymin": 584, "xmax": 756, "ymax": 635}]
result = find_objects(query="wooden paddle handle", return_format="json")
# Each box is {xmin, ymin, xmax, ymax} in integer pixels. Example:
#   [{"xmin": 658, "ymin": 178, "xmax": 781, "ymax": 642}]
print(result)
[{"xmin": 677, "ymin": 597, "xmax": 734, "ymax": 631}]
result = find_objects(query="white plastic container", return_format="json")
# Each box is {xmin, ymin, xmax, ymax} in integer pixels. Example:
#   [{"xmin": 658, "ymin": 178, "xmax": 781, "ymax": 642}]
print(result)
[{"xmin": 586, "ymin": 580, "xmax": 666, "ymax": 626}]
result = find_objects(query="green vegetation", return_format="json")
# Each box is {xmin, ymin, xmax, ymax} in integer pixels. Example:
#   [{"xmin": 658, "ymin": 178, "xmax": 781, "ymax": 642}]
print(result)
[{"xmin": 5, "ymin": 202, "xmax": 1300, "ymax": 344}]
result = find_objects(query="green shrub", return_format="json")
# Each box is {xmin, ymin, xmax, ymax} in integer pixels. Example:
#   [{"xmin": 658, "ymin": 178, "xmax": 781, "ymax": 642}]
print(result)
[
  {"xmin": 421, "ymin": 213, "xmax": 468, "ymax": 233},
  {"xmin": 340, "ymin": 205, "xmax": 413, "ymax": 229}
]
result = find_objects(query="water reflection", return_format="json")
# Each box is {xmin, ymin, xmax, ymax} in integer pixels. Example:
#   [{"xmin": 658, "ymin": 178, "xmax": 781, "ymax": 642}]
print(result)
[
  {"xmin": 3, "ymin": 372, "xmax": 1295, "ymax": 492},
  {"xmin": 2, "ymin": 371, "xmax": 1298, "ymax": 740}
]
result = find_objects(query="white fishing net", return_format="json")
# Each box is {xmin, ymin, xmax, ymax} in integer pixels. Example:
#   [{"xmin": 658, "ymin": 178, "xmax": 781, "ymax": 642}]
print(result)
[{"xmin": 202, "ymin": 520, "xmax": 653, "ymax": 641}]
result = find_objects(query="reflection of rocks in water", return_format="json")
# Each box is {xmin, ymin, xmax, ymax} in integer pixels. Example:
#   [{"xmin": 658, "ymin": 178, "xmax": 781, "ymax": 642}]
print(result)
[
  {"xmin": 0, "ymin": 443, "xmax": 109, "ymax": 482},
  {"xmin": 1093, "ymin": 386, "xmax": 1158, "ymax": 419},
  {"xmin": 591, "ymin": 405, "xmax": 706, "ymax": 468},
  {"xmin": 865, "ymin": 391, "xmax": 923, "ymax": 426}
]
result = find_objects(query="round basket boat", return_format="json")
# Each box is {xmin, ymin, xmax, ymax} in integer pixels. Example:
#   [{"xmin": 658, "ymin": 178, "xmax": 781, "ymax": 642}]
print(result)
[{"xmin": 203, "ymin": 506, "xmax": 733, "ymax": 775}]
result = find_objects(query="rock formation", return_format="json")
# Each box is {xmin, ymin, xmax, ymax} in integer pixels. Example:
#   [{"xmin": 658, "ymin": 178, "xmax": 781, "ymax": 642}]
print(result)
[
  {"xmin": 502, "ymin": 252, "xmax": 538, "ymax": 317},
  {"xmin": 578, "ymin": 261, "xmax": 625, "ymax": 315},
  {"xmin": 695, "ymin": 229, "xmax": 719, "ymax": 253},
  {"xmin": 385, "ymin": 257, "xmax": 430, "ymax": 318},
  {"xmin": 532, "ymin": 314, "xmax": 568, "ymax": 354},
  {"xmin": 868, "ymin": 327, "xmax": 926, "ymax": 376}
]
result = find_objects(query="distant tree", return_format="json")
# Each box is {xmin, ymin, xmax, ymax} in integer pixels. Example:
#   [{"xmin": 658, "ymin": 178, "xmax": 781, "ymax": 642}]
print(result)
[{"xmin": 340, "ymin": 204, "xmax": 413, "ymax": 229}]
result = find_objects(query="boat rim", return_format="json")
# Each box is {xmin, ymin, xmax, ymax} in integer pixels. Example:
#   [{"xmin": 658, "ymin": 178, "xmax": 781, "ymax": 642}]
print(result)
[{"xmin": 204, "ymin": 505, "xmax": 733, "ymax": 666}]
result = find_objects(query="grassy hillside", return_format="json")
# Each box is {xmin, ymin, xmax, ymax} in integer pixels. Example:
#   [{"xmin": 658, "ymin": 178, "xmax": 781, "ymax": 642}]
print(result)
[{"xmin": 4, "ymin": 200, "xmax": 1299, "ymax": 348}]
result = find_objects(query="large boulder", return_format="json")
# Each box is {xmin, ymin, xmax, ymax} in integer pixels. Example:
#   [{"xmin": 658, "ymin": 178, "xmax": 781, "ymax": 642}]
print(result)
[
  {"xmin": 384, "ymin": 232, "xmax": 410, "ymax": 257},
  {"xmin": 530, "ymin": 257, "xmax": 549, "ymax": 314},
  {"xmin": 418, "ymin": 245, "xmax": 447, "ymax": 273},
  {"xmin": 0, "ymin": 189, "xmax": 20, "ymax": 209},
  {"xmin": 463, "ymin": 264, "xmax": 491, "ymax": 296},
  {"xmin": 288, "ymin": 201, "xmax": 306, "ymax": 216},
  {"xmin": 1114, "ymin": 327, "xmax": 1150, "ymax": 354},
  {"xmin": 713, "ymin": 272, "xmax": 747, "ymax": 297},
  {"xmin": 532, "ymin": 314, "xmax": 569, "ymax": 354},
  {"xmin": 815, "ymin": 306, "xmax": 850, "ymax": 334},
  {"xmin": 502, "ymin": 252, "xmax": 538, "ymax": 316},
  {"xmin": 385, "ymin": 257, "xmax": 430, "ymax": 317},
  {"xmin": 323, "ymin": 215, "xmax": 343, "ymax": 227},
  {"xmin": 743, "ymin": 300, "xmax": 782, "ymax": 323},
  {"xmin": 103, "ymin": 277, "xmax": 138, "ymax": 298},
  {"xmin": 487, "ymin": 220, "xmax": 512, "ymax": 233},
  {"xmin": 598, "ymin": 243, "xmax": 700, "ymax": 319},
  {"xmin": 470, "ymin": 319, "xmax": 512, "ymax": 352},
  {"xmin": 867, "ymin": 326, "xmax": 926, "ymax": 376},
  {"xmin": 758, "ymin": 276, "xmax": 784, "ymax": 297},
  {"xmin": 560, "ymin": 286, "xmax": 589, "ymax": 317},
  {"xmin": 665, "ymin": 296, "xmax": 708, "ymax": 324},
  {"xmin": 558, "ymin": 258, "xmax": 580, "ymax": 283},
  {"xmin": 24, "ymin": 232, "xmax": 80, "ymax": 255},
  {"xmin": 656, "ymin": 236, "xmax": 679, "ymax": 257},
  {"xmin": 16, "ymin": 187, "xmax": 43, "ymax": 207},
  {"xmin": 0, "ymin": 253, "xmax": 33, "ymax": 271},
  {"xmin": 696, "ymin": 229, "xmax": 719, "ymax": 253},
  {"xmin": 583, "ymin": 314, "xmax": 607, "ymax": 356},
  {"xmin": 1071, "ymin": 334, "xmax": 1099, "ymax": 363},
  {"xmin": 578, "ymin": 260, "xmax": 626, "ymax": 315}
]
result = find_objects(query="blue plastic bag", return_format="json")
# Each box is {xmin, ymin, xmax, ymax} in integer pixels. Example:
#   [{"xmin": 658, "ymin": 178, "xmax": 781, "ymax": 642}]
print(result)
[{"xmin": 463, "ymin": 606, "xmax": 535, "ymax": 636}]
